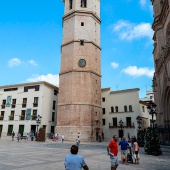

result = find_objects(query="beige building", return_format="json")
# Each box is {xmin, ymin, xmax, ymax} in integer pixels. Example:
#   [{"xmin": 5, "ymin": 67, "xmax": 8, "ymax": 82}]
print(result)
[
  {"xmin": 151, "ymin": 0, "xmax": 170, "ymax": 144},
  {"xmin": 0, "ymin": 81, "xmax": 58, "ymax": 137},
  {"xmin": 102, "ymin": 88, "xmax": 150, "ymax": 141},
  {"xmin": 56, "ymin": 0, "xmax": 102, "ymax": 141}
]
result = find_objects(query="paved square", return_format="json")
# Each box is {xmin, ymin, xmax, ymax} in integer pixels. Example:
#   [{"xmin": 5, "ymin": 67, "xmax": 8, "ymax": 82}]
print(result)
[{"xmin": 0, "ymin": 137, "xmax": 170, "ymax": 170}]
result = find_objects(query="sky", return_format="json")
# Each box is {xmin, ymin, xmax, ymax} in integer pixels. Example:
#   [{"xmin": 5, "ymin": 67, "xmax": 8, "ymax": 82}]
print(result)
[{"xmin": 0, "ymin": 0, "xmax": 154, "ymax": 98}]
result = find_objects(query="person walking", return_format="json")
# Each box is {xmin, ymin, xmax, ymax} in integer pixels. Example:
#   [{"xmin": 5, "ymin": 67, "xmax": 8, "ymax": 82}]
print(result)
[
  {"xmin": 133, "ymin": 138, "xmax": 140, "ymax": 164},
  {"xmin": 55, "ymin": 133, "xmax": 58, "ymax": 142},
  {"xmin": 17, "ymin": 133, "xmax": 21, "ymax": 142},
  {"xmin": 12, "ymin": 131, "xmax": 15, "ymax": 141},
  {"xmin": 107, "ymin": 135, "xmax": 119, "ymax": 170},
  {"xmin": 119, "ymin": 137, "xmax": 129, "ymax": 165},
  {"xmin": 61, "ymin": 134, "xmax": 64, "ymax": 143},
  {"xmin": 64, "ymin": 145, "xmax": 89, "ymax": 170},
  {"xmin": 26, "ymin": 133, "xmax": 29, "ymax": 141},
  {"xmin": 76, "ymin": 136, "xmax": 80, "ymax": 146}
]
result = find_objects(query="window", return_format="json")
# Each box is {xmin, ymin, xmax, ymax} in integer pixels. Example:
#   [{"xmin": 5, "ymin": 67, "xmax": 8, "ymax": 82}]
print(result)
[
  {"xmin": 115, "ymin": 106, "xmax": 118, "ymax": 112},
  {"xmin": 20, "ymin": 110, "xmax": 26, "ymax": 120},
  {"xmin": 1, "ymin": 100, "xmax": 6, "ymax": 109},
  {"xmin": 24, "ymin": 85, "xmax": 40, "ymax": 92},
  {"xmin": 12, "ymin": 99, "xmax": 16, "ymax": 104},
  {"xmin": 102, "ymin": 108, "xmax": 105, "ymax": 114},
  {"xmin": 80, "ymin": 40, "xmax": 84, "ymax": 46},
  {"xmin": 102, "ymin": 119, "xmax": 105, "ymax": 125},
  {"xmin": 9, "ymin": 111, "xmax": 15, "ymax": 120},
  {"xmin": 129, "ymin": 105, "xmax": 133, "ymax": 112},
  {"xmin": 124, "ymin": 105, "xmax": 127, "ymax": 112},
  {"xmin": 142, "ymin": 106, "xmax": 145, "ymax": 112},
  {"xmin": 53, "ymin": 101, "xmax": 56, "ymax": 110},
  {"xmin": 113, "ymin": 118, "xmax": 117, "ymax": 126},
  {"xmin": 33, "ymin": 97, "xmax": 38, "ymax": 107},
  {"xmin": 0, "ymin": 111, "xmax": 4, "ymax": 120},
  {"xmin": 4, "ymin": 88, "xmax": 18, "ymax": 92},
  {"xmin": 32, "ymin": 110, "xmax": 37, "ymax": 120},
  {"xmin": 102, "ymin": 98, "xmax": 105, "ymax": 102},
  {"xmin": 69, "ymin": 0, "xmax": 73, "ymax": 9},
  {"xmin": 81, "ymin": 0, "xmax": 87, "ymax": 8},
  {"xmin": 52, "ymin": 112, "xmax": 55, "ymax": 122},
  {"xmin": 126, "ymin": 117, "xmax": 131, "ymax": 127},
  {"xmin": 81, "ymin": 22, "xmax": 84, "ymax": 26},
  {"xmin": 54, "ymin": 89, "xmax": 58, "ymax": 95},
  {"xmin": 22, "ymin": 98, "xmax": 27, "ymax": 108},
  {"xmin": 111, "ymin": 107, "xmax": 114, "ymax": 113},
  {"xmin": 150, "ymin": 96, "xmax": 153, "ymax": 99}
]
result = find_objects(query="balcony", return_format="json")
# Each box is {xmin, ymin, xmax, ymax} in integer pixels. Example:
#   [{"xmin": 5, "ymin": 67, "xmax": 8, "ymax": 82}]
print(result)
[
  {"xmin": 33, "ymin": 103, "xmax": 38, "ymax": 107},
  {"xmin": 22, "ymin": 103, "xmax": 27, "ymax": 108},
  {"xmin": 20, "ymin": 116, "xmax": 25, "ymax": 121},
  {"xmin": 32, "ymin": 115, "xmax": 37, "ymax": 120},
  {"xmin": 9, "ymin": 116, "xmax": 14, "ymax": 121},
  {"xmin": 124, "ymin": 122, "xmax": 135, "ymax": 128},
  {"xmin": 11, "ymin": 104, "xmax": 16, "ymax": 108},
  {"xmin": 0, "ymin": 116, "xmax": 4, "ymax": 121},
  {"xmin": 1, "ymin": 105, "xmax": 5, "ymax": 109},
  {"xmin": 109, "ymin": 123, "xmax": 118, "ymax": 128}
]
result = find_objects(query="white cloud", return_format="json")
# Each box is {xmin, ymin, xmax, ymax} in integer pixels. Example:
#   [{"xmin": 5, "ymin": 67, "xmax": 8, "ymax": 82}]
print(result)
[
  {"xmin": 8, "ymin": 58, "xmax": 22, "ymax": 67},
  {"xmin": 111, "ymin": 62, "xmax": 119, "ymax": 69},
  {"xmin": 139, "ymin": 0, "xmax": 146, "ymax": 7},
  {"xmin": 122, "ymin": 66, "xmax": 154, "ymax": 78},
  {"xmin": 113, "ymin": 20, "xmax": 153, "ymax": 41},
  {"xmin": 28, "ymin": 60, "xmax": 37, "ymax": 66},
  {"xmin": 27, "ymin": 74, "xmax": 59, "ymax": 86}
]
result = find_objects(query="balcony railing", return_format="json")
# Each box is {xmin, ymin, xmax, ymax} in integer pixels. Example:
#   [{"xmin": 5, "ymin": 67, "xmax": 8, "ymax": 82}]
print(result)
[
  {"xmin": 32, "ymin": 115, "xmax": 37, "ymax": 120},
  {"xmin": 22, "ymin": 103, "xmax": 27, "ymax": 108},
  {"xmin": 109, "ymin": 123, "xmax": 118, "ymax": 128},
  {"xmin": 20, "ymin": 116, "xmax": 25, "ymax": 120},
  {"xmin": 11, "ymin": 104, "xmax": 16, "ymax": 108},
  {"xmin": 33, "ymin": 103, "xmax": 38, "ymax": 107},
  {"xmin": 0, "ymin": 117, "xmax": 4, "ymax": 121},
  {"xmin": 1, "ymin": 105, "xmax": 5, "ymax": 109},
  {"xmin": 109, "ymin": 122, "xmax": 135, "ymax": 128},
  {"xmin": 9, "ymin": 116, "xmax": 14, "ymax": 121}
]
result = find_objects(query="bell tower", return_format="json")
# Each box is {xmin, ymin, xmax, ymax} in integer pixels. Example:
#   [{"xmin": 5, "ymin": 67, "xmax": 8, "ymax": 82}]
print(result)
[{"xmin": 56, "ymin": 0, "xmax": 102, "ymax": 141}]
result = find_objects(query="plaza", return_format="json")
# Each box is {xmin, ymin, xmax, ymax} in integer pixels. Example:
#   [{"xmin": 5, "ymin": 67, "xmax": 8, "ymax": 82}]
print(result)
[{"xmin": 0, "ymin": 137, "xmax": 170, "ymax": 170}]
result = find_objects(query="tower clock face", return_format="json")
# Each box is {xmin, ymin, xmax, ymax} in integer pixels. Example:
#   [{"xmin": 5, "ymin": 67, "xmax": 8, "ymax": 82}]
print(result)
[{"xmin": 78, "ymin": 59, "xmax": 86, "ymax": 67}]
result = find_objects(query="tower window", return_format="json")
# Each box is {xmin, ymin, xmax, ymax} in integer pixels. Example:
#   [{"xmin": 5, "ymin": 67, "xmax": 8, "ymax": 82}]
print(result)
[
  {"xmin": 81, "ymin": 0, "xmax": 87, "ymax": 8},
  {"xmin": 81, "ymin": 22, "xmax": 84, "ymax": 26},
  {"xmin": 69, "ymin": 0, "xmax": 73, "ymax": 9},
  {"xmin": 80, "ymin": 40, "xmax": 84, "ymax": 46}
]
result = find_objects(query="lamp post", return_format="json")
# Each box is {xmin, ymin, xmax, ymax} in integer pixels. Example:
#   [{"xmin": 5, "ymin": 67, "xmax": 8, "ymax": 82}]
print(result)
[
  {"xmin": 119, "ymin": 119, "xmax": 124, "ymax": 140},
  {"xmin": 147, "ymin": 101, "xmax": 157, "ymax": 128},
  {"xmin": 136, "ymin": 116, "xmax": 142, "ymax": 130},
  {"xmin": 36, "ymin": 115, "xmax": 42, "ymax": 133}
]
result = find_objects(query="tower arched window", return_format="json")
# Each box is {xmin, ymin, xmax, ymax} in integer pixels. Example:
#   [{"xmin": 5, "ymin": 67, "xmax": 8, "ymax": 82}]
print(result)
[
  {"xmin": 69, "ymin": 0, "xmax": 73, "ymax": 9},
  {"xmin": 124, "ymin": 105, "xmax": 127, "ymax": 112},
  {"xmin": 111, "ymin": 107, "xmax": 114, "ymax": 113},
  {"xmin": 115, "ymin": 106, "xmax": 118, "ymax": 112},
  {"xmin": 129, "ymin": 105, "xmax": 133, "ymax": 112},
  {"xmin": 81, "ymin": 0, "xmax": 87, "ymax": 8}
]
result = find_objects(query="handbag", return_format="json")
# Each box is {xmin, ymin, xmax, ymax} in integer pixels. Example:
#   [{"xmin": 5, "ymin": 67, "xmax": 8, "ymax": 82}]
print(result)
[{"xmin": 138, "ymin": 146, "xmax": 140, "ymax": 151}]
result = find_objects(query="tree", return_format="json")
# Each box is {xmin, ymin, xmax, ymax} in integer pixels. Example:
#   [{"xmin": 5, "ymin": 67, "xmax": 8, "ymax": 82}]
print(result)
[
  {"xmin": 144, "ymin": 127, "xmax": 162, "ymax": 156},
  {"xmin": 137, "ymin": 130, "xmax": 145, "ymax": 147}
]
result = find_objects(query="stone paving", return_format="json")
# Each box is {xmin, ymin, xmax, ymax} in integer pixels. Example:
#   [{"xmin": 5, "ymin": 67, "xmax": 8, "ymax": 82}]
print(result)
[{"xmin": 0, "ymin": 137, "xmax": 170, "ymax": 170}]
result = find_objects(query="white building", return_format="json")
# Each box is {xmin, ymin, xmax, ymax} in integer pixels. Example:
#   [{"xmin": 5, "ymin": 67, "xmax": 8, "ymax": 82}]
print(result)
[
  {"xmin": 0, "ymin": 81, "xmax": 58, "ymax": 137},
  {"xmin": 101, "ymin": 88, "xmax": 150, "ymax": 141}
]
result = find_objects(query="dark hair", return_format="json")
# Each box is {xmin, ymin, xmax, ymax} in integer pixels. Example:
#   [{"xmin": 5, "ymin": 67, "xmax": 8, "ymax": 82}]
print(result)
[
  {"xmin": 133, "ymin": 138, "xmax": 137, "ymax": 142},
  {"xmin": 70, "ymin": 145, "xmax": 79, "ymax": 154}
]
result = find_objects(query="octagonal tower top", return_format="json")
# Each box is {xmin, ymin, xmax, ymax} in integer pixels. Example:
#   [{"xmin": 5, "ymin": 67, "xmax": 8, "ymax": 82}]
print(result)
[{"xmin": 62, "ymin": 0, "xmax": 100, "ymax": 17}]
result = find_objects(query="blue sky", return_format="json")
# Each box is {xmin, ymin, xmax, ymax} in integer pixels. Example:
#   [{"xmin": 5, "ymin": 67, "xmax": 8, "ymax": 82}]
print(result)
[{"xmin": 0, "ymin": 0, "xmax": 154, "ymax": 98}]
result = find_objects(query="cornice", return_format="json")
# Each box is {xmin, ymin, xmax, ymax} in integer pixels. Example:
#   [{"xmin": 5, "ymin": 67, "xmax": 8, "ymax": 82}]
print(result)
[
  {"xmin": 63, "ymin": 10, "xmax": 101, "ymax": 24},
  {"xmin": 61, "ymin": 40, "xmax": 101, "ymax": 50},
  {"xmin": 152, "ymin": 0, "xmax": 169, "ymax": 31}
]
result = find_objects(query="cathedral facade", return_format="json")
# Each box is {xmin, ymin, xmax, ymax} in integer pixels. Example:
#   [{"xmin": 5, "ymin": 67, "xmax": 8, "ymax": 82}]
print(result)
[
  {"xmin": 56, "ymin": 0, "xmax": 102, "ymax": 141},
  {"xmin": 151, "ymin": 0, "xmax": 170, "ymax": 144}
]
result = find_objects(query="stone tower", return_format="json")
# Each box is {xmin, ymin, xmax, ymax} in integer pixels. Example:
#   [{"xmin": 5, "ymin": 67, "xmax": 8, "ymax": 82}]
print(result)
[
  {"xmin": 56, "ymin": 0, "xmax": 102, "ymax": 141},
  {"xmin": 151, "ymin": 0, "xmax": 170, "ymax": 144}
]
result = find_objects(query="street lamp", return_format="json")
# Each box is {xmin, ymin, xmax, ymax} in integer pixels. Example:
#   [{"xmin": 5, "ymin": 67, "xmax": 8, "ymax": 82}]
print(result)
[
  {"xmin": 147, "ymin": 101, "xmax": 157, "ymax": 128},
  {"xmin": 36, "ymin": 115, "xmax": 42, "ymax": 133},
  {"xmin": 136, "ymin": 116, "xmax": 142, "ymax": 130},
  {"xmin": 119, "ymin": 119, "xmax": 124, "ymax": 140}
]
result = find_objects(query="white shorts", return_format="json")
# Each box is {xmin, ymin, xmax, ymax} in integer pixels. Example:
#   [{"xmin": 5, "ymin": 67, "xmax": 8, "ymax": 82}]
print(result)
[{"xmin": 110, "ymin": 155, "xmax": 119, "ymax": 167}]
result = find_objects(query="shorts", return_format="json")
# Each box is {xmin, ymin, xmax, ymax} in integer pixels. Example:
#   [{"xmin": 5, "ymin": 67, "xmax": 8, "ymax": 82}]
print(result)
[
  {"xmin": 121, "ymin": 150, "xmax": 127, "ymax": 158},
  {"xmin": 110, "ymin": 154, "xmax": 119, "ymax": 167}
]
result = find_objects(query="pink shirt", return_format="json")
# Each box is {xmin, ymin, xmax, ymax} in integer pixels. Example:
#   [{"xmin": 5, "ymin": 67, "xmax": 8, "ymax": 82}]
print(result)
[{"xmin": 133, "ymin": 142, "xmax": 138, "ymax": 151}]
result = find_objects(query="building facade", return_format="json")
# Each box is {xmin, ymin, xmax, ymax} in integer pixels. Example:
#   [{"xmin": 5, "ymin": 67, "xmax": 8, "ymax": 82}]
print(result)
[
  {"xmin": 151, "ymin": 0, "xmax": 170, "ymax": 144},
  {"xmin": 0, "ymin": 81, "xmax": 58, "ymax": 137},
  {"xmin": 102, "ymin": 88, "xmax": 150, "ymax": 141},
  {"xmin": 56, "ymin": 0, "xmax": 102, "ymax": 141}
]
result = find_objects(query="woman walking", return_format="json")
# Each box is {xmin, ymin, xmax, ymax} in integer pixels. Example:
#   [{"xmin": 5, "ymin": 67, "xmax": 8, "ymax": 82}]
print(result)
[{"xmin": 133, "ymin": 138, "xmax": 140, "ymax": 164}]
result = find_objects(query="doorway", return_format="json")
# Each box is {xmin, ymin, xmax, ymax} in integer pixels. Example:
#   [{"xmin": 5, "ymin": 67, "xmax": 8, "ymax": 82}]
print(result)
[
  {"xmin": 31, "ymin": 125, "xmax": 36, "ymax": 134},
  {"xmin": 51, "ymin": 126, "xmax": 54, "ymax": 133},
  {"xmin": 7, "ymin": 125, "xmax": 13, "ymax": 136},
  {"xmin": 119, "ymin": 130, "xmax": 124, "ymax": 139},
  {"xmin": 19, "ymin": 125, "xmax": 24, "ymax": 136}
]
